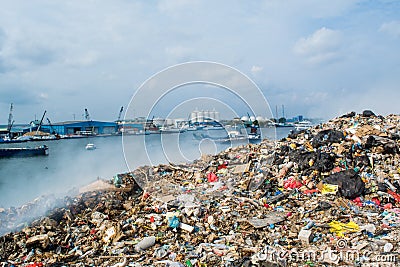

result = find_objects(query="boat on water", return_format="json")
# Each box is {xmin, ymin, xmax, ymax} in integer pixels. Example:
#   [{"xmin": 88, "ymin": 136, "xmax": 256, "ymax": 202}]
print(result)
[
  {"xmin": 185, "ymin": 126, "xmax": 197, "ymax": 131},
  {"xmin": 85, "ymin": 143, "xmax": 96, "ymax": 150},
  {"xmin": 204, "ymin": 125, "xmax": 225, "ymax": 130},
  {"xmin": 120, "ymin": 129, "xmax": 149, "ymax": 135},
  {"xmin": 294, "ymin": 120, "xmax": 313, "ymax": 131},
  {"xmin": 181, "ymin": 124, "xmax": 201, "ymax": 131},
  {"xmin": 159, "ymin": 126, "xmax": 186, "ymax": 134},
  {"xmin": 273, "ymin": 122, "xmax": 295, "ymax": 127},
  {"xmin": 0, "ymin": 145, "xmax": 48, "ymax": 157},
  {"xmin": 193, "ymin": 128, "xmax": 260, "ymax": 144},
  {"xmin": 0, "ymin": 137, "xmax": 27, "ymax": 143},
  {"xmin": 248, "ymin": 126, "xmax": 262, "ymax": 143}
]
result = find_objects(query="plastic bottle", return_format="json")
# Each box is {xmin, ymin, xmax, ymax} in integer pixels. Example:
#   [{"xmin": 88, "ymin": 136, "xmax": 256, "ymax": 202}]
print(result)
[
  {"xmin": 303, "ymin": 220, "xmax": 315, "ymax": 230},
  {"xmin": 134, "ymin": 236, "xmax": 156, "ymax": 252},
  {"xmin": 24, "ymin": 249, "xmax": 35, "ymax": 262}
]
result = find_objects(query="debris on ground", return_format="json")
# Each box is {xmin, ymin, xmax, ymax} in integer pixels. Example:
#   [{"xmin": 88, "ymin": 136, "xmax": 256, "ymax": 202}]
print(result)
[{"xmin": 1, "ymin": 110, "xmax": 400, "ymax": 266}]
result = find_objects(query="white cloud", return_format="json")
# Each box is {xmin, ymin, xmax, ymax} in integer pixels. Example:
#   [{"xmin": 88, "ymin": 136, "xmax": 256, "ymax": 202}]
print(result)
[
  {"xmin": 0, "ymin": 1, "xmax": 399, "ymax": 122},
  {"xmin": 158, "ymin": 0, "xmax": 200, "ymax": 16},
  {"xmin": 293, "ymin": 27, "xmax": 343, "ymax": 65},
  {"xmin": 64, "ymin": 51, "xmax": 99, "ymax": 67},
  {"xmin": 379, "ymin": 20, "xmax": 400, "ymax": 38},
  {"xmin": 251, "ymin": 65, "xmax": 263, "ymax": 74},
  {"xmin": 39, "ymin": 92, "xmax": 48, "ymax": 100},
  {"xmin": 165, "ymin": 45, "xmax": 193, "ymax": 60}
]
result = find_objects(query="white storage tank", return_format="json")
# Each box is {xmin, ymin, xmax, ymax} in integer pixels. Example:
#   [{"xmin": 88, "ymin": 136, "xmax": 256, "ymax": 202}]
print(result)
[
  {"xmin": 190, "ymin": 110, "xmax": 198, "ymax": 123},
  {"xmin": 256, "ymin": 116, "xmax": 265, "ymax": 122},
  {"xmin": 214, "ymin": 111, "xmax": 220, "ymax": 122},
  {"xmin": 197, "ymin": 111, "xmax": 204, "ymax": 122},
  {"xmin": 241, "ymin": 116, "xmax": 249, "ymax": 122}
]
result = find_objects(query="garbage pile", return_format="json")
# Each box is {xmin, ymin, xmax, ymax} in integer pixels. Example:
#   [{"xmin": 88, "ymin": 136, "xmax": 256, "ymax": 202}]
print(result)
[{"xmin": 1, "ymin": 110, "xmax": 400, "ymax": 266}]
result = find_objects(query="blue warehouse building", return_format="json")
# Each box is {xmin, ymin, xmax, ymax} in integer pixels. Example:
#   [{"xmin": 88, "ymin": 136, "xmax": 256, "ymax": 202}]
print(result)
[{"xmin": 40, "ymin": 121, "xmax": 118, "ymax": 135}]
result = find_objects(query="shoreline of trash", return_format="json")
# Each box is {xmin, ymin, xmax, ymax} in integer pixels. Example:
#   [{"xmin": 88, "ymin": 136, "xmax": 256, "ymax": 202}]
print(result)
[{"xmin": 1, "ymin": 110, "xmax": 400, "ymax": 266}]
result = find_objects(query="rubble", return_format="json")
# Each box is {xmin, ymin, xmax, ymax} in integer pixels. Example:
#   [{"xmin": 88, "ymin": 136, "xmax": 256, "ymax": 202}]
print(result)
[
  {"xmin": 1, "ymin": 110, "xmax": 400, "ymax": 266},
  {"xmin": 298, "ymin": 229, "xmax": 313, "ymax": 245}
]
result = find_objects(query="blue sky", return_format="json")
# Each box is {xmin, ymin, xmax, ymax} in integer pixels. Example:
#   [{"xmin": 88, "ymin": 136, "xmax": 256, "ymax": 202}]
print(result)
[{"xmin": 0, "ymin": 0, "xmax": 399, "ymax": 123}]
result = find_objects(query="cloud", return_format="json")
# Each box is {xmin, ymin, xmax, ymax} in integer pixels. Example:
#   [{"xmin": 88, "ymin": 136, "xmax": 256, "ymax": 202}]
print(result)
[
  {"xmin": 379, "ymin": 20, "xmax": 400, "ymax": 38},
  {"xmin": 0, "ymin": 28, "xmax": 12, "ymax": 73},
  {"xmin": 158, "ymin": 0, "xmax": 200, "ymax": 17},
  {"xmin": 14, "ymin": 42, "xmax": 58, "ymax": 66},
  {"xmin": 0, "ymin": 1, "xmax": 398, "ymax": 122},
  {"xmin": 0, "ymin": 28, "xmax": 5, "ymax": 49},
  {"xmin": 39, "ymin": 92, "xmax": 49, "ymax": 101},
  {"xmin": 0, "ymin": 86, "xmax": 40, "ymax": 105},
  {"xmin": 64, "ymin": 51, "xmax": 99, "ymax": 67},
  {"xmin": 293, "ymin": 27, "xmax": 343, "ymax": 65},
  {"xmin": 251, "ymin": 65, "xmax": 263, "ymax": 74},
  {"xmin": 0, "ymin": 55, "xmax": 12, "ymax": 73},
  {"xmin": 165, "ymin": 45, "xmax": 193, "ymax": 60}
]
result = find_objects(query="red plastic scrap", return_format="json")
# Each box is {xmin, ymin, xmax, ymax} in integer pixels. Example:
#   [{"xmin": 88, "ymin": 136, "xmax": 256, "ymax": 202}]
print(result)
[
  {"xmin": 217, "ymin": 163, "xmax": 227, "ymax": 170},
  {"xmin": 142, "ymin": 192, "xmax": 150, "ymax": 200},
  {"xmin": 219, "ymin": 185, "xmax": 228, "ymax": 191},
  {"xmin": 383, "ymin": 203, "xmax": 393, "ymax": 210},
  {"xmin": 352, "ymin": 197, "xmax": 363, "ymax": 207},
  {"xmin": 283, "ymin": 177, "xmax": 302, "ymax": 189},
  {"xmin": 207, "ymin": 172, "xmax": 218, "ymax": 182},
  {"xmin": 387, "ymin": 190, "xmax": 400, "ymax": 202},
  {"xmin": 332, "ymin": 166, "xmax": 342, "ymax": 173},
  {"xmin": 371, "ymin": 197, "xmax": 380, "ymax": 206},
  {"xmin": 303, "ymin": 189, "xmax": 319, "ymax": 195}
]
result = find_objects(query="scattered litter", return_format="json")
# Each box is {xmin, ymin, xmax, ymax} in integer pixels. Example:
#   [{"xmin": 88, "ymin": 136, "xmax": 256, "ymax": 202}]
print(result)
[{"xmin": 1, "ymin": 110, "xmax": 400, "ymax": 266}]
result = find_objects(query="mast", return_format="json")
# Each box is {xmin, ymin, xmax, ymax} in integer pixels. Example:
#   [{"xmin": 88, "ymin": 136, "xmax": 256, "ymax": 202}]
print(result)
[
  {"xmin": 84, "ymin": 108, "xmax": 91, "ymax": 121},
  {"xmin": 117, "ymin": 106, "xmax": 124, "ymax": 122},
  {"xmin": 47, "ymin": 118, "xmax": 56, "ymax": 134},
  {"xmin": 7, "ymin": 103, "xmax": 14, "ymax": 138},
  {"xmin": 84, "ymin": 108, "xmax": 94, "ymax": 133},
  {"xmin": 35, "ymin": 110, "xmax": 47, "ymax": 135}
]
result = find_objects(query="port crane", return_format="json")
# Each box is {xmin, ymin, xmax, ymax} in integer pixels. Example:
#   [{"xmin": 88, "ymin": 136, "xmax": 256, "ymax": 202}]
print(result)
[
  {"xmin": 84, "ymin": 108, "xmax": 91, "ymax": 121},
  {"xmin": 46, "ymin": 118, "xmax": 57, "ymax": 135},
  {"xmin": 7, "ymin": 103, "xmax": 14, "ymax": 138},
  {"xmin": 117, "ymin": 106, "xmax": 124, "ymax": 122},
  {"xmin": 84, "ymin": 108, "xmax": 96, "ymax": 149},
  {"xmin": 46, "ymin": 117, "xmax": 61, "ymax": 139},
  {"xmin": 84, "ymin": 108, "xmax": 95, "ymax": 135},
  {"xmin": 35, "ymin": 110, "xmax": 47, "ymax": 135}
]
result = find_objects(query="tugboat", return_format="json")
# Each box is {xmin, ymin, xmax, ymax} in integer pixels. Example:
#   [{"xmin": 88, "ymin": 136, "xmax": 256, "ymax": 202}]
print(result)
[{"xmin": 248, "ymin": 122, "xmax": 262, "ymax": 144}]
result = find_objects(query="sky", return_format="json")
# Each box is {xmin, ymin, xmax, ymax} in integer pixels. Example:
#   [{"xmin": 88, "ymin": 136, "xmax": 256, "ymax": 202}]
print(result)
[{"xmin": 0, "ymin": 0, "xmax": 399, "ymax": 123}]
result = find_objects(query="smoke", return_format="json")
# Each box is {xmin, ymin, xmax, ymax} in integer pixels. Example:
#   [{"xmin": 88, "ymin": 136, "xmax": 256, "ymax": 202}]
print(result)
[{"xmin": 0, "ymin": 132, "xmax": 223, "ymax": 234}]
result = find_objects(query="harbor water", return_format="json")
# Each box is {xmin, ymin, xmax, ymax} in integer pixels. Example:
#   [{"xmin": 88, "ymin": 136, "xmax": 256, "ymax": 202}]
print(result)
[{"xmin": 0, "ymin": 127, "xmax": 292, "ymax": 208}]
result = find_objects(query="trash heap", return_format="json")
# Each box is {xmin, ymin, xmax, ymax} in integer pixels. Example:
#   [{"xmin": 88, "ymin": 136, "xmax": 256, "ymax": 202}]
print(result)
[{"xmin": 1, "ymin": 110, "xmax": 400, "ymax": 266}]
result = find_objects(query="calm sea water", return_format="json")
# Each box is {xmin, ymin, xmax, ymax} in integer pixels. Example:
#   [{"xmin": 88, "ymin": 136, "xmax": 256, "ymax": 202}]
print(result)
[{"xmin": 0, "ymin": 127, "xmax": 291, "ymax": 208}]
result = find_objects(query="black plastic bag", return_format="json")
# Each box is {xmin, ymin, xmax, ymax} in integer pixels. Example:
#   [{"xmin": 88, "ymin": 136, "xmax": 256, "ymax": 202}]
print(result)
[
  {"xmin": 365, "ymin": 135, "xmax": 398, "ymax": 154},
  {"xmin": 362, "ymin": 110, "xmax": 375, "ymax": 117},
  {"xmin": 312, "ymin": 129, "xmax": 344, "ymax": 147},
  {"xmin": 289, "ymin": 150, "xmax": 315, "ymax": 171},
  {"xmin": 323, "ymin": 169, "xmax": 365, "ymax": 199},
  {"xmin": 314, "ymin": 151, "xmax": 335, "ymax": 172}
]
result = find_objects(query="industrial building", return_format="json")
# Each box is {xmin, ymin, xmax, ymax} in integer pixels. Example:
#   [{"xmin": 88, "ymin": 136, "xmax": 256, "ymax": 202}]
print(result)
[
  {"xmin": 40, "ymin": 121, "xmax": 119, "ymax": 135},
  {"xmin": 190, "ymin": 109, "xmax": 220, "ymax": 123}
]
